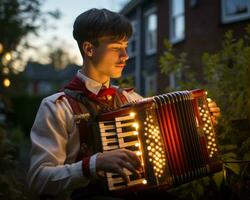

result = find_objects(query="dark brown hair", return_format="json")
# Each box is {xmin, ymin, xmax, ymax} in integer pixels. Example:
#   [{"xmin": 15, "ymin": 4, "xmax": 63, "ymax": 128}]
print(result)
[{"xmin": 73, "ymin": 8, "xmax": 133, "ymax": 57}]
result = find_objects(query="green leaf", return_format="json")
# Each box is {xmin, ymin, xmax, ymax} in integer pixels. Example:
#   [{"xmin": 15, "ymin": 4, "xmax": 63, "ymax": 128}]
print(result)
[
  {"xmin": 224, "ymin": 162, "xmax": 240, "ymax": 175},
  {"xmin": 213, "ymin": 171, "xmax": 224, "ymax": 189}
]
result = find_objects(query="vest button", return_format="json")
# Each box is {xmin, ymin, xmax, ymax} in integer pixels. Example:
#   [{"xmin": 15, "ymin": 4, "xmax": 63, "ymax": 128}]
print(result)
[{"xmin": 107, "ymin": 95, "xmax": 112, "ymax": 101}]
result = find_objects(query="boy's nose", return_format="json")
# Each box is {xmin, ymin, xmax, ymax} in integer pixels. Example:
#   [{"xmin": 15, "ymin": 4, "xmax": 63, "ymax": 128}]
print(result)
[{"xmin": 120, "ymin": 49, "xmax": 129, "ymax": 61}]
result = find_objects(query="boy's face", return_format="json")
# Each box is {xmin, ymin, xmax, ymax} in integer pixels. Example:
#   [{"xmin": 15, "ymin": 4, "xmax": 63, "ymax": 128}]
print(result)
[{"xmin": 91, "ymin": 37, "xmax": 129, "ymax": 79}]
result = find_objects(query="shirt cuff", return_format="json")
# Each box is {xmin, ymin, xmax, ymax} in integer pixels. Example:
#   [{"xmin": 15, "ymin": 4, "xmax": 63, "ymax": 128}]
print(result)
[{"xmin": 89, "ymin": 153, "xmax": 100, "ymax": 178}]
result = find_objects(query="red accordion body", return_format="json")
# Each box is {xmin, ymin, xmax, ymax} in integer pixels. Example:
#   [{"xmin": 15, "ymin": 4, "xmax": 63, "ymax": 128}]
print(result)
[{"xmin": 94, "ymin": 89, "xmax": 222, "ymax": 192}]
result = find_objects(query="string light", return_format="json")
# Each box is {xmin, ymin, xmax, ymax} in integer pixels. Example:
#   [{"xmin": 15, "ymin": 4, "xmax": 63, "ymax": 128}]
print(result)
[{"xmin": 3, "ymin": 78, "xmax": 11, "ymax": 87}]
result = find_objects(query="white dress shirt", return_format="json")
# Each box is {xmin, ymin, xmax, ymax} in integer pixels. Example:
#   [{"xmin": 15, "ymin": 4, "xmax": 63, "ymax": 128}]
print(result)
[{"xmin": 27, "ymin": 70, "xmax": 143, "ymax": 197}]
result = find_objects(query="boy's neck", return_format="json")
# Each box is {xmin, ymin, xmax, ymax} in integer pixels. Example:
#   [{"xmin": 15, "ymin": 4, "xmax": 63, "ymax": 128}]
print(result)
[{"xmin": 81, "ymin": 62, "xmax": 110, "ymax": 85}]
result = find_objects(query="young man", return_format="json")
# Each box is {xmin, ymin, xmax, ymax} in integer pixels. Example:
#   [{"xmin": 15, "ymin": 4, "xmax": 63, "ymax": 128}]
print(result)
[{"xmin": 27, "ymin": 8, "xmax": 221, "ymax": 200}]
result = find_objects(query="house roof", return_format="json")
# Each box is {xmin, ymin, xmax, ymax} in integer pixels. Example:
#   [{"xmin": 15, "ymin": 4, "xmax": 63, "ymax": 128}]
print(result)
[
  {"xmin": 57, "ymin": 64, "xmax": 80, "ymax": 80},
  {"xmin": 23, "ymin": 62, "xmax": 56, "ymax": 81},
  {"xmin": 22, "ymin": 62, "xmax": 80, "ymax": 82}
]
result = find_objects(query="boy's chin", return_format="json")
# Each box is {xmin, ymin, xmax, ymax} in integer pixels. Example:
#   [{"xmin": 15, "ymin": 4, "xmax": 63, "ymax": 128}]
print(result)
[{"xmin": 111, "ymin": 73, "xmax": 122, "ymax": 79}]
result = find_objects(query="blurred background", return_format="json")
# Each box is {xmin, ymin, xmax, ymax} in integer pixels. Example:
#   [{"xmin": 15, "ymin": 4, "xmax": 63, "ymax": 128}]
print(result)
[{"xmin": 0, "ymin": 0, "xmax": 249, "ymax": 199}]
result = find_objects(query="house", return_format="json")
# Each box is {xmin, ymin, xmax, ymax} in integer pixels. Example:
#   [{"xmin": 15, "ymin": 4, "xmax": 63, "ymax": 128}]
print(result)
[
  {"xmin": 22, "ymin": 62, "xmax": 80, "ymax": 96},
  {"xmin": 120, "ymin": 0, "xmax": 250, "ymax": 96}
]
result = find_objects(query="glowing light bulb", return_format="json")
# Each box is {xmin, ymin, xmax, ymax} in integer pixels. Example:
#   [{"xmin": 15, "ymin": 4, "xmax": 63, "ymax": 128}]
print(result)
[
  {"xmin": 3, "ymin": 78, "xmax": 10, "ymax": 87},
  {"xmin": 130, "ymin": 112, "xmax": 136, "ymax": 117},
  {"xmin": 132, "ymin": 123, "xmax": 139, "ymax": 129}
]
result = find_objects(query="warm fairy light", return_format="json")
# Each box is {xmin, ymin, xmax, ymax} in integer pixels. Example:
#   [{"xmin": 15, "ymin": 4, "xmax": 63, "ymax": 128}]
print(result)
[
  {"xmin": 0, "ymin": 43, "xmax": 3, "ymax": 53},
  {"xmin": 130, "ymin": 112, "xmax": 136, "ymax": 117},
  {"xmin": 2, "ymin": 67, "xmax": 9, "ymax": 74},
  {"xmin": 5, "ymin": 52, "xmax": 12, "ymax": 61},
  {"xmin": 135, "ymin": 142, "xmax": 140, "ymax": 147},
  {"xmin": 133, "ymin": 131, "xmax": 138, "ymax": 135},
  {"xmin": 136, "ymin": 151, "xmax": 142, "ymax": 156},
  {"xmin": 144, "ymin": 112, "xmax": 166, "ymax": 178},
  {"xmin": 3, "ymin": 78, "xmax": 10, "ymax": 87},
  {"xmin": 142, "ymin": 179, "xmax": 147, "ymax": 184},
  {"xmin": 132, "ymin": 122, "xmax": 139, "ymax": 129}
]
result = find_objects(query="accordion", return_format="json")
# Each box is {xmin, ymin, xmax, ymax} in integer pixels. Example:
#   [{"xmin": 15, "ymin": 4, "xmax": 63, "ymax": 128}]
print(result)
[{"xmin": 92, "ymin": 89, "xmax": 222, "ymax": 192}]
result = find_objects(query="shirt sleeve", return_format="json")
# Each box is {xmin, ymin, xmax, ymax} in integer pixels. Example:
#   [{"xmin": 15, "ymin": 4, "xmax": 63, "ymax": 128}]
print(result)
[
  {"xmin": 122, "ymin": 90, "xmax": 144, "ymax": 102},
  {"xmin": 27, "ymin": 95, "xmax": 90, "ymax": 196}
]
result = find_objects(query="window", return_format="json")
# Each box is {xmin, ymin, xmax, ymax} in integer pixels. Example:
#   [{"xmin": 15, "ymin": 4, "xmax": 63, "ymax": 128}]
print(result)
[
  {"xmin": 127, "ymin": 20, "xmax": 138, "ymax": 58},
  {"xmin": 221, "ymin": 0, "xmax": 250, "ymax": 23},
  {"xmin": 169, "ymin": 68, "xmax": 182, "ymax": 89},
  {"xmin": 144, "ymin": 8, "xmax": 157, "ymax": 55},
  {"xmin": 169, "ymin": 72, "xmax": 176, "ymax": 88},
  {"xmin": 169, "ymin": 0, "xmax": 185, "ymax": 43},
  {"xmin": 190, "ymin": 0, "xmax": 198, "ymax": 7},
  {"xmin": 38, "ymin": 81, "xmax": 52, "ymax": 95},
  {"xmin": 145, "ymin": 73, "xmax": 157, "ymax": 96}
]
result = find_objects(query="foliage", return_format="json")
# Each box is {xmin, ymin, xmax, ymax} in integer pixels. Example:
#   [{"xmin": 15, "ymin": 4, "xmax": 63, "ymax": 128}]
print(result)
[
  {"xmin": 0, "ymin": 0, "xmax": 61, "ymax": 53},
  {"xmin": 159, "ymin": 39, "xmax": 199, "ymax": 91},
  {"xmin": 202, "ymin": 26, "xmax": 250, "ymax": 121},
  {"xmin": 159, "ymin": 25, "xmax": 250, "ymax": 199},
  {"xmin": 115, "ymin": 75, "xmax": 134, "ymax": 89},
  {"xmin": 10, "ymin": 94, "xmax": 43, "ymax": 134},
  {"xmin": 0, "ymin": 0, "xmax": 61, "ymax": 76},
  {"xmin": 0, "ymin": 126, "xmax": 30, "ymax": 200},
  {"xmin": 47, "ymin": 44, "xmax": 77, "ymax": 70}
]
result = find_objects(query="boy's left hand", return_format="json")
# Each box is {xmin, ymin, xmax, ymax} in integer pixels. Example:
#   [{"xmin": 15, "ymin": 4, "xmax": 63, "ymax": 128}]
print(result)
[{"xmin": 207, "ymin": 98, "xmax": 221, "ymax": 125}]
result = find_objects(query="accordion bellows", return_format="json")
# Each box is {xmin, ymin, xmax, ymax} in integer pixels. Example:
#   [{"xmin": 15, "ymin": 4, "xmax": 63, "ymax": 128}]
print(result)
[{"xmin": 94, "ymin": 89, "xmax": 222, "ymax": 192}]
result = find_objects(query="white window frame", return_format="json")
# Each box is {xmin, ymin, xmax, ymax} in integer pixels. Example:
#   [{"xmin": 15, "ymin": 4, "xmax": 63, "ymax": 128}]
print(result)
[
  {"xmin": 144, "ymin": 7, "xmax": 157, "ymax": 55},
  {"xmin": 169, "ymin": 72, "xmax": 176, "ymax": 89},
  {"xmin": 169, "ymin": 0, "xmax": 185, "ymax": 44},
  {"xmin": 145, "ymin": 73, "xmax": 157, "ymax": 96},
  {"xmin": 128, "ymin": 20, "xmax": 138, "ymax": 58},
  {"xmin": 221, "ymin": 0, "xmax": 250, "ymax": 24}
]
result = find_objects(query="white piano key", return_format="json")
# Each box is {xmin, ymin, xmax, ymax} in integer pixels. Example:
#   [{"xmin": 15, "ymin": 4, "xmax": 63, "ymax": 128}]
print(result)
[
  {"xmin": 101, "ymin": 137, "xmax": 118, "ymax": 144},
  {"xmin": 117, "ymin": 131, "xmax": 137, "ymax": 138},
  {"xmin": 103, "ymin": 145, "xmax": 119, "ymax": 151},
  {"xmin": 100, "ymin": 132, "xmax": 116, "ymax": 137},
  {"xmin": 115, "ymin": 115, "xmax": 135, "ymax": 122},
  {"xmin": 99, "ymin": 124, "xmax": 116, "ymax": 130},
  {"xmin": 115, "ymin": 121, "xmax": 135, "ymax": 128},
  {"xmin": 119, "ymin": 140, "xmax": 138, "ymax": 148}
]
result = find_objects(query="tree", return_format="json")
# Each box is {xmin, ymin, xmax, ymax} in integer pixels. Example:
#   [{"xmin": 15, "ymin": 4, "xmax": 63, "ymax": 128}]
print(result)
[
  {"xmin": 0, "ymin": 0, "xmax": 60, "ymax": 52},
  {"xmin": 0, "ymin": 1, "xmax": 61, "ymax": 198},
  {"xmin": 0, "ymin": 0, "xmax": 61, "ymax": 75},
  {"xmin": 46, "ymin": 38, "xmax": 77, "ymax": 70}
]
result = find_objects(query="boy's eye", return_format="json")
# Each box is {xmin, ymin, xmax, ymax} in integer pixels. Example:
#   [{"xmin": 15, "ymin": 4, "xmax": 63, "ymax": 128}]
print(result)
[
  {"xmin": 111, "ymin": 47, "xmax": 120, "ymax": 50},
  {"xmin": 111, "ymin": 47, "xmax": 128, "ymax": 51}
]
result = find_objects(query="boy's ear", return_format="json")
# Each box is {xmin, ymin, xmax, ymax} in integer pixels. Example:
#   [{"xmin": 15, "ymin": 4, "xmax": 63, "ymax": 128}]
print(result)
[{"xmin": 82, "ymin": 41, "xmax": 94, "ymax": 57}]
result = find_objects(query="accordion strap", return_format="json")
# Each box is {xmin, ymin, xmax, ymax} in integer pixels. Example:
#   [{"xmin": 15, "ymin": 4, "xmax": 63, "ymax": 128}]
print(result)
[
  {"xmin": 65, "ymin": 89, "xmax": 103, "ymax": 163},
  {"xmin": 64, "ymin": 87, "xmax": 129, "ymax": 162}
]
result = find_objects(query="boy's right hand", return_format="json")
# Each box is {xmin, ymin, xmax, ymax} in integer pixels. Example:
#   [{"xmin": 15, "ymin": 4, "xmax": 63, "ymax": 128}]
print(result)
[{"xmin": 96, "ymin": 149, "xmax": 142, "ymax": 183}]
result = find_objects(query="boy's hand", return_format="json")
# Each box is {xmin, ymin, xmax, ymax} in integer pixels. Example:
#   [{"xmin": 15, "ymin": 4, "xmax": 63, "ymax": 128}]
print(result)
[
  {"xmin": 96, "ymin": 149, "xmax": 142, "ymax": 183},
  {"xmin": 207, "ymin": 98, "xmax": 221, "ymax": 125}
]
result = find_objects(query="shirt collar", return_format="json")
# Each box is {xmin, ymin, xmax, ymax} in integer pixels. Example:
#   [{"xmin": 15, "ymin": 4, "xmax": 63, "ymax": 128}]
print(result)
[{"xmin": 77, "ymin": 69, "xmax": 110, "ymax": 95}]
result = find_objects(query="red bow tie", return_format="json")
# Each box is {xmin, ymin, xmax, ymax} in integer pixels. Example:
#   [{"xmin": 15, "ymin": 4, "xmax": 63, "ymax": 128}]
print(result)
[{"xmin": 64, "ymin": 76, "xmax": 117, "ymax": 102}]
